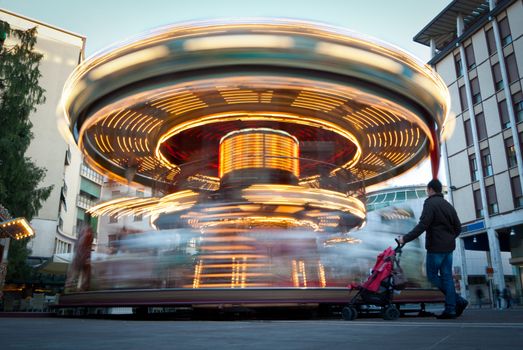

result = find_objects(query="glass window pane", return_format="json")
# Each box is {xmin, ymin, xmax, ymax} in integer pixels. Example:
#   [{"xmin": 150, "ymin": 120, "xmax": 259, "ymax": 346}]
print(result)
[
  {"xmin": 459, "ymin": 85, "xmax": 468, "ymax": 111},
  {"xmin": 454, "ymin": 54, "xmax": 463, "ymax": 77},
  {"xmin": 384, "ymin": 192, "xmax": 395, "ymax": 201},
  {"xmin": 505, "ymin": 54, "xmax": 519, "ymax": 84},
  {"xmin": 395, "ymin": 191, "xmax": 406, "ymax": 201},
  {"xmin": 476, "ymin": 113, "xmax": 487, "ymax": 140},
  {"xmin": 471, "ymin": 78, "xmax": 481, "ymax": 104},
  {"xmin": 406, "ymin": 190, "xmax": 417, "ymax": 199},
  {"xmin": 464, "ymin": 119, "xmax": 473, "ymax": 146},
  {"xmin": 374, "ymin": 194, "xmax": 386, "ymax": 202},
  {"xmin": 367, "ymin": 195, "xmax": 377, "ymax": 204},
  {"xmin": 465, "ymin": 44, "xmax": 476, "ymax": 69},
  {"xmin": 499, "ymin": 17, "xmax": 512, "ymax": 45},
  {"xmin": 498, "ymin": 99, "xmax": 510, "ymax": 129},
  {"xmin": 416, "ymin": 189, "xmax": 427, "ymax": 198},
  {"xmin": 513, "ymin": 92, "xmax": 523, "ymax": 123},
  {"xmin": 486, "ymin": 28, "xmax": 496, "ymax": 55},
  {"xmin": 492, "ymin": 63, "xmax": 503, "ymax": 90}
]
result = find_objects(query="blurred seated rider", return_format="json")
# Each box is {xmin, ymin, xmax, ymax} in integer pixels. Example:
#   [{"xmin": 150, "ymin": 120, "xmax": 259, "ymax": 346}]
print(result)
[{"xmin": 398, "ymin": 179, "xmax": 468, "ymax": 319}]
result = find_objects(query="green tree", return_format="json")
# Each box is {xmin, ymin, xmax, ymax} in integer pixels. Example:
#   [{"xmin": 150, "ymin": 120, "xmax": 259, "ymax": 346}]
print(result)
[{"xmin": 0, "ymin": 20, "xmax": 52, "ymax": 282}]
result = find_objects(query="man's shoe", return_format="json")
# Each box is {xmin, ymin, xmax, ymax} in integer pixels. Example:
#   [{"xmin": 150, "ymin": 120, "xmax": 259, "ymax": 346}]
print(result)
[
  {"xmin": 456, "ymin": 298, "xmax": 469, "ymax": 317},
  {"xmin": 436, "ymin": 312, "xmax": 457, "ymax": 319}
]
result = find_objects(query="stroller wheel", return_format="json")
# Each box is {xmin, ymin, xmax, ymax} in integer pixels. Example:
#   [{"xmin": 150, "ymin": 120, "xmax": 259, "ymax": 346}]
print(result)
[
  {"xmin": 383, "ymin": 305, "xmax": 400, "ymax": 320},
  {"xmin": 342, "ymin": 306, "xmax": 358, "ymax": 321}
]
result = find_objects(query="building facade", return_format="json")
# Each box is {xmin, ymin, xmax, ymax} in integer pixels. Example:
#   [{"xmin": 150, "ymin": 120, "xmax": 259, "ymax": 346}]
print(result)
[
  {"xmin": 0, "ymin": 10, "xmax": 100, "ymax": 266},
  {"xmin": 414, "ymin": 0, "xmax": 523, "ymax": 302}
]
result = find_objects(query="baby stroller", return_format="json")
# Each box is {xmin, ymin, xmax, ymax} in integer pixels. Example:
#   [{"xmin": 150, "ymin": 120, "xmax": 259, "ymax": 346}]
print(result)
[{"xmin": 342, "ymin": 239, "xmax": 406, "ymax": 321}]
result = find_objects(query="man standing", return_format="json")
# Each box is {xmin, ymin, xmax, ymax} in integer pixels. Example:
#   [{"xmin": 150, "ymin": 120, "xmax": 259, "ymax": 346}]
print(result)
[{"xmin": 398, "ymin": 179, "xmax": 468, "ymax": 319}]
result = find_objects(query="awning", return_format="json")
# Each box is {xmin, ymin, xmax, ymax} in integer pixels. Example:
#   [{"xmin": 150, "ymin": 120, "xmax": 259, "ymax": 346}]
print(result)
[
  {"xmin": 39, "ymin": 261, "xmax": 69, "ymax": 275},
  {"xmin": 0, "ymin": 217, "xmax": 35, "ymax": 240}
]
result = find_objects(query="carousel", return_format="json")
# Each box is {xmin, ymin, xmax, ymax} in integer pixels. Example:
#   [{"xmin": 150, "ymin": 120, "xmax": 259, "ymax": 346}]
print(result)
[{"xmin": 59, "ymin": 19, "xmax": 450, "ymax": 307}]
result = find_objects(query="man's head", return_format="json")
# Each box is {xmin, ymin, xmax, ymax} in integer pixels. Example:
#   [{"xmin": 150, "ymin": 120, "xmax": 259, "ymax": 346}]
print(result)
[{"xmin": 427, "ymin": 179, "xmax": 442, "ymax": 196}]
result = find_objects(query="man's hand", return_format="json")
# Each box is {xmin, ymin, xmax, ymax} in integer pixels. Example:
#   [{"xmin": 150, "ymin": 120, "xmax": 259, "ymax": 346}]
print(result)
[{"xmin": 397, "ymin": 236, "xmax": 404, "ymax": 244}]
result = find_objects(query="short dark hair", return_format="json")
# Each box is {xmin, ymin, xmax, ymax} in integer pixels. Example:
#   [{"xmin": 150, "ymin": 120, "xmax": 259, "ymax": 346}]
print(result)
[{"xmin": 427, "ymin": 179, "xmax": 442, "ymax": 193}]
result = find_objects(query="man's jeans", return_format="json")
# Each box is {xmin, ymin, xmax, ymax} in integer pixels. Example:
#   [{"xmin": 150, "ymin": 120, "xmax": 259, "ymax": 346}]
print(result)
[{"xmin": 426, "ymin": 252, "xmax": 457, "ymax": 314}]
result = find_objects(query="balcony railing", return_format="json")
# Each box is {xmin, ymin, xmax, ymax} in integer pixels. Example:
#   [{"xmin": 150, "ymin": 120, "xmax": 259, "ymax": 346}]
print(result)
[
  {"xmin": 80, "ymin": 164, "xmax": 104, "ymax": 185},
  {"xmin": 77, "ymin": 195, "xmax": 97, "ymax": 210}
]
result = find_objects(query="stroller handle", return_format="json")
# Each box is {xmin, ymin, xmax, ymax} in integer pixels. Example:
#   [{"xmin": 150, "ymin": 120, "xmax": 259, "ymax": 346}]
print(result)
[{"xmin": 394, "ymin": 238, "xmax": 405, "ymax": 253}]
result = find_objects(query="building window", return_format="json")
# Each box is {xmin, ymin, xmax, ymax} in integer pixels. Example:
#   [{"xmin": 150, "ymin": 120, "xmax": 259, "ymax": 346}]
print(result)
[
  {"xmin": 486, "ymin": 185, "xmax": 499, "ymax": 215},
  {"xmin": 473, "ymin": 189, "xmax": 484, "ymax": 218},
  {"xmin": 454, "ymin": 53, "xmax": 463, "ymax": 78},
  {"xmin": 470, "ymin": 78, "xmax": 481, "ymax": 105},
  {"xmin": 109, "ymin": 214, "xmax": 118, "ymax": 224},
  {"xmin": 513, "ymin": 92, "xmax": 523, "ymax": 123},
  {"xmin": 485, "ymin": 28, "xmax": 496, "ymax": 55},
  {"xmin": 505, "ymin": 137, "xmax": 517, "ymax": 168},
  {"xmin": 505, "ymin": 54, "xmax": 519, "ymax": 84},
  {"xmin": 492, "ymin": 63, "xmax": 503, "ymax": 91},
  {"xmin": 459, "ymin": 85, "xmax": 468, "ymax": 111},
  {"xmin": 136, "ymin": 189, "xmax": 145, "ymax": 197},
  {"xmin": 464, "ymin": 119, "xmax": 473, "ymax": 146},
  {"xmin": 498, "ymin": 99, "xmax": 510, "ymax": 129},
  {"xmin": 511, "ymin": 176, "xmax": 523, "ymax": 208},
  {"xmin": 111, "ymin": 190, "xmax": 121, "ymax": 198},
  {"xmin": 465, "ymin": 44, "xmax": 476, "ymax": 70},
  {"xmin": 475, "ymin": 112, "xmax": 487, "ymax": 140},
  {"xmin": 469, "ymin": 154, "xmax": 478, "ymax": 182},
  {"xmin": 498, "ymin": 17, "xmax": 512, "ymax": 46},
  {"xmin": 134, "ymin": 214, "xmax": 143, "ymax": 222},
  {"xmin": 481, "ymin": 148, "xmax": 493, "ymax": 177}
]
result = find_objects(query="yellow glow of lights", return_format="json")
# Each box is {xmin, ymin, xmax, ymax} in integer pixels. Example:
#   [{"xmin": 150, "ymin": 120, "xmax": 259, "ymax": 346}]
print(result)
[
  {"xmin": 315, "ymin": 42, "xmax": 403, "ymax": 75},
  {"xmin": 87, "ymin": 190, "xmax": 198, "ymax": 218},
  {"xmin": 292, "ymin": 260, "xmax": 299, "ymax": 287},
  {"xmin": 291, "ymin": 90, "xmax": 347, "ymax": 112},
  {"xmin": 193, "ymin": 260, "xmax": 203, "ymax": 288},
  {"xmin": 156, "ymin": 111, "xmax": 362, "ymax": 178},
  {"xmin": 323, "ymin": 236, "xmax": 362, "ymax": 246},
  {"xmin": 87, "ymin": 184, "xmax": 365, "ymax": 231},
  {"xmin": 61, "ymin": 20, "xmax": 451, "ymax": 189},
  {"xmin": 184, "ymin": 283, "xmax": 269, "ymax": 288},
  {"xmin": 0, "ymin": 218, "xmax": 35, "ymax": 240},
  {"xmin": 196, "ymin": 216, "xmax": 320, "ymax": 231},
  {"xmin": 318, "ymin": 262, "xmax": 326, "ymax": 288},
  {"xmin": 200, "ymin": 245, "xmax": 256, "ymax": 251},
  {"xmin": 89, "ymin": 46, "xmax": 170, "ymax": 80},
  {"xmin": 219, "ymin": 128, "xmax": 299, "ymax": 178},
  {"xmin": 201, "ymin": 236, "xmax": 256, "ymax": 242},
  {"xmin": 242, "ymin": 184, "xmax": 366, "ymax": 219},
  {"xmin": 299, "ymin": 260, "xmax": 307, "ymax": 287},
  {"xmin": 183, "ymin": 34, "xmax": 295, "ymax": 51}
]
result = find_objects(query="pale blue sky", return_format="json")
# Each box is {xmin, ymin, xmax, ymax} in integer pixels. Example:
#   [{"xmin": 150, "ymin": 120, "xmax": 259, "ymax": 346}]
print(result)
[
  {"xmin": 1, "ymin": 0, "xmax": 449, "ymax": 59},
  {"xmin": 1, "ymin": 0, "xmax": 451, "ymax": 187}
]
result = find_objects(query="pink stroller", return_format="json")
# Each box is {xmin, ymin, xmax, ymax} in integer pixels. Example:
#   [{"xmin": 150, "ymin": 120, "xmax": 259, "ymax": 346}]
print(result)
[{"xmin": 343, "ymin": 239, "xmax": 406, "ymax": 321}]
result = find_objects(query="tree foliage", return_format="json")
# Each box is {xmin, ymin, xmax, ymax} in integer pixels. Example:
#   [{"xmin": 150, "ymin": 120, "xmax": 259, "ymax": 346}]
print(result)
[{"xmin": 0, "ymin": 20, "xmax": 52, "ymax": 282}]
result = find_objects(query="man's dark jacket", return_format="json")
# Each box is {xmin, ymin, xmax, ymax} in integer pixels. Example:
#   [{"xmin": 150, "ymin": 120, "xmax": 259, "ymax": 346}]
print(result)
[{"xmin": 403, "ymin": 193, "xmax": 461, "ymax": 253}]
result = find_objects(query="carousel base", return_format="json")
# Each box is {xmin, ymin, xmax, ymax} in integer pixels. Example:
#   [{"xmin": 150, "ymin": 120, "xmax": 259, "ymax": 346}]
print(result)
[{"xmin": 58, "ymin": 288, "xmax": 444, "ymax": 308}]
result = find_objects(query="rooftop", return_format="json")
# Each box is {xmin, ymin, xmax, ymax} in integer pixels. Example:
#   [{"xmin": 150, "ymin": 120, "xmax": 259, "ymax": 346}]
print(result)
[{"xmin": 414, "ymin": 0, "xmax": 490, "ymax": 50}]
